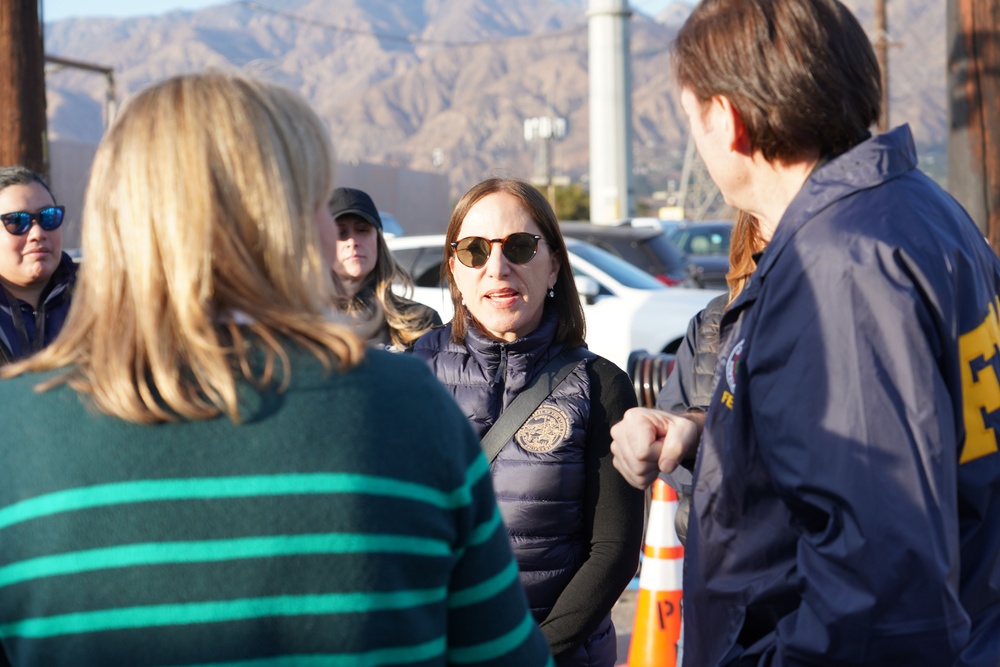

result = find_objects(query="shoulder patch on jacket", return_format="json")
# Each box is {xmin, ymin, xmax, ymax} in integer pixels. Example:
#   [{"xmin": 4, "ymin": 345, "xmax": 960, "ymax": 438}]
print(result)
[
  {"xmin": 725, "ymin": 338, "xmax": 745, "ymax": 394},
  {"xmin": 515, "ymin": 405, "xmax": 571, "ymax": 453}
]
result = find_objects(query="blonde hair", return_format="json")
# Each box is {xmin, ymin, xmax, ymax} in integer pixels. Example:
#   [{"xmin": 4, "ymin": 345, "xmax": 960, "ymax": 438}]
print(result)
[
  {"xmin": 331, "ymin": 232, "xmax": 438, "ymax": 349},
  {"xmin": 3, "ymin": 71, "xmax": 364, "ymax": 423}
]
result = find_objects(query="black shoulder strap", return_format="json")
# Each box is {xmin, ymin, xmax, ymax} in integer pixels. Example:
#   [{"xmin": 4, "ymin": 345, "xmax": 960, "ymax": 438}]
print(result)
[{"xmin": 481, "ymin": 347, "xmax": 590, "ymax": 464}]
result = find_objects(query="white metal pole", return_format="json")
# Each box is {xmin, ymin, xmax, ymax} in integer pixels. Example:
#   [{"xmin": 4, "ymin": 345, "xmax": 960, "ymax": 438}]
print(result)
[{"xmin": 587, "ymin": 0, "xmax": 633, "ymax": 224}]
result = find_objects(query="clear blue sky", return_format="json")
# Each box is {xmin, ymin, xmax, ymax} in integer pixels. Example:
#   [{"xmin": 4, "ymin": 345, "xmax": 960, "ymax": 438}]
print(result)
[
  {"xmin": 44, "ymin": 0, "xmax": 674, "ymax": 23},
  {"xmin": 43, "ymin": 0, "xmax": 228, "ymax": 22}
]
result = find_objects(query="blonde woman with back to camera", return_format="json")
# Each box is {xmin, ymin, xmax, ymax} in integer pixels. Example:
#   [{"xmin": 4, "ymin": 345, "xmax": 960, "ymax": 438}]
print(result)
[{"xmin": 0, "ymin": 72, "xmax": 553, "ymax": 667}]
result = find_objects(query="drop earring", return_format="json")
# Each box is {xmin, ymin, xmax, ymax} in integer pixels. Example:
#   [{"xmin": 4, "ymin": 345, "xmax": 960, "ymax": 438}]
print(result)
[{"xmin": 548, "ymin": 288, "xmax": 555, "ymax": 298}]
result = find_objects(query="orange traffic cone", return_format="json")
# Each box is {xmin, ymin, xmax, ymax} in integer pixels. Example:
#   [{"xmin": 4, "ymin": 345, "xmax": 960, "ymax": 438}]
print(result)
[{"xmin": 627, "ymin": 478, "xmax": 683, "ymax": 667}]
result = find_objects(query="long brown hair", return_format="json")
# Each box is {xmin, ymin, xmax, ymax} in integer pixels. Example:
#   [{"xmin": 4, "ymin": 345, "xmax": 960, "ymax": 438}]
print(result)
[
  {"xmin": 725, "ymin": 210, "xmax": 766, "ymax": 305},
  {"xmin": 331, "ymin": 230, "xmax": 439, "ymax": 349}
]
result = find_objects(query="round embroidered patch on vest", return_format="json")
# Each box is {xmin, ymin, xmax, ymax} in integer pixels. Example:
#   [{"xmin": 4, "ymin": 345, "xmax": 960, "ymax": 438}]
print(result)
[{"xmin": 515, "ymin": 405, "xmax": 571, "ymax": 453}]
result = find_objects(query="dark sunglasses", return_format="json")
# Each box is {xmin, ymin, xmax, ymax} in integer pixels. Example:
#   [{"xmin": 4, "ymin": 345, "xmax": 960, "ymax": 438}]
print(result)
[
  {"xmin": 0, "ymin": 206, "xmax": 65, "ymax": 236},
  {"xmin": 451, "ymin": 233, "xmax": 543, "ymax": 269}
]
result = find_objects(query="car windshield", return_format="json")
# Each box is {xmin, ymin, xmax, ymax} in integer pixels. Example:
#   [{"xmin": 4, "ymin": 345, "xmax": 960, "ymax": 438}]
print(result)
[
  {"xmin": 378, "ymin": 211, "xmax": 406, "ymax": 238},
  {"xmin": 569, "ymin": 242, "xmax": 668, "ymax": 290},
  {"xmin": 672, "ymin": 225, "xmax": 731, "ymax": 256},
  {"xmin": 658, "ymin": 220, "xmax": 681, "ymax": 237},
  {"xmin": 643, "ymin": 233, "xmax": 688, "ymax": 269}
]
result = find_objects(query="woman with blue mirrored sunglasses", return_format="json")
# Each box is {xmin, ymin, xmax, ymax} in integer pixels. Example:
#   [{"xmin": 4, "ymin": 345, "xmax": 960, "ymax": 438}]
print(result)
[{"xmin": 0, "ymin": 166, "xmax": 76, "ymax": 363}]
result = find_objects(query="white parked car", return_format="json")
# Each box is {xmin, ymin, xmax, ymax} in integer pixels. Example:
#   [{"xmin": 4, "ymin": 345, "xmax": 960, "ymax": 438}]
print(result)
[
  {"xmin": 378, "ymin": 211, "xmax": 406, "ymax": 238},
  {"xmin": 387, "ymin": 235, "xmax": 724, "ymax": 371}
]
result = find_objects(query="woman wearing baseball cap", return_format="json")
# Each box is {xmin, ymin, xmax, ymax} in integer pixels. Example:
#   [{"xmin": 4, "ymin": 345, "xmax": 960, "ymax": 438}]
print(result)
[{"xmin": 323, "ymin": 187, "xmax": 441, "ymax": 351}]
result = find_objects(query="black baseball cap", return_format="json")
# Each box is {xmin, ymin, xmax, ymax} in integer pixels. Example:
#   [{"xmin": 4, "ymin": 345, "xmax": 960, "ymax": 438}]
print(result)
[{"xmin": 328, "ymin": 187, "xmax": 382, "ymax": 230}]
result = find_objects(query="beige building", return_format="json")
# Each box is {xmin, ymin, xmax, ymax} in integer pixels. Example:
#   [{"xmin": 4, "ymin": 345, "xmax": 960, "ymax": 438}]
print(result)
[{"xmin": 48, "ymin": 140, "xmax": 450, "ymax": 250}]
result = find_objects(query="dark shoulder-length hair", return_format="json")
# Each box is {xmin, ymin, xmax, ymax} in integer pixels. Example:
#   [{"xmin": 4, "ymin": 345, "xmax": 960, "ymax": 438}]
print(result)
[
  {"xmin": 673, "ymin": 0, "xmax": 880, "ymax": 161},
  {"xmin": 0, "ymin": 165, "xmax": 55, "ymax": 202},
  {"xmin": 442, "ymin": 177, "xmax": 586, "ymax": 347}
]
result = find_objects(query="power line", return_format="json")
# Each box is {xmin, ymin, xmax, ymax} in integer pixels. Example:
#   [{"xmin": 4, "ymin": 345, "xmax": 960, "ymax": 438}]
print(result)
[{"xmin": 239, "ymin": 1, "xmax": 586, "ymax": 48}]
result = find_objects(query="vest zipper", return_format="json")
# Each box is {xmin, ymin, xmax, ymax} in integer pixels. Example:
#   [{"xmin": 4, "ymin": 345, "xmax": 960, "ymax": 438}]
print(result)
[{"xmin": 493, "ymin": 344, "xmax": 508, "ymax": 384}]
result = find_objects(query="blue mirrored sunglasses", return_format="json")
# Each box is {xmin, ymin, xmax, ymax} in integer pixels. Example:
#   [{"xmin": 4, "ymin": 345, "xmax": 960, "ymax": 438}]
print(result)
[{"xmin": 0, "ymin": 206, "xmax": 65, "ymax": 236}]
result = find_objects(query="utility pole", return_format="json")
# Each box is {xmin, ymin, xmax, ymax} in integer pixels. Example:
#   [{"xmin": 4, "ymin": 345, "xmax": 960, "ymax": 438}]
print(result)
[
  {"xmin": 873, "ymin": 0, "xmax": 890, "ymax": 132},
  {"xmin": 587, "ymin": 0, "xmax": 633, "ymax": 224},
  {"xmin": 0, "ymin": 1, "xmax": 48, "ymax": 173},
  {"xmin": 525, "ymin": 116, "xmax": 567, "ymax": 210},
  {"xmin": 947, "ymin": 0, "xmax": 1000, "ymax": 250}
]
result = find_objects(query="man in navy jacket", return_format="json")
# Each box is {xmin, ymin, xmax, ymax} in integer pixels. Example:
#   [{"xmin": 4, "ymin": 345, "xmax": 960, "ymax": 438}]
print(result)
[{"xmin": 611, "ymin": 1, "xmax": 1000, "ymax": 665}]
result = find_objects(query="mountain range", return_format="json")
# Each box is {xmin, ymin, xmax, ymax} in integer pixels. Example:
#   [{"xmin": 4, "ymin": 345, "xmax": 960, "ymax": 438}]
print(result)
[{"xmin": 43, "ymin": 0, "xmax": 947, "ymax": 201}]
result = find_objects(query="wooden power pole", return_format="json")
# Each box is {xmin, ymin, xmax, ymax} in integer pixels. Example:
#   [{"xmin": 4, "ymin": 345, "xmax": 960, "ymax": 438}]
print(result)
[
  {"xmin": 0, "ymin": 0, "xmax": 48, "ymax": 173},
  {"xmin": 948, "ymin": 0, "xmax": 1000, "ymax": 250}
]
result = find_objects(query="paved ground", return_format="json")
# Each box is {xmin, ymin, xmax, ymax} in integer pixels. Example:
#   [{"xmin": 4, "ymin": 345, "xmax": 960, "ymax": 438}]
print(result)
[
  {"xmin": 613, "ymin": 586, "xmax": 685, "ymax": 666},
  {"xmin": 612, "ymin": 588, "xmax": 638, "ymax": 665}
]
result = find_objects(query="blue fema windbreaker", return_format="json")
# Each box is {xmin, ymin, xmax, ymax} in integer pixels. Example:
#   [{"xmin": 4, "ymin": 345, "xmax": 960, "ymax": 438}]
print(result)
[{"xmin": 686, "ymin": 125, "xmax": 1000, "ymax": 666}]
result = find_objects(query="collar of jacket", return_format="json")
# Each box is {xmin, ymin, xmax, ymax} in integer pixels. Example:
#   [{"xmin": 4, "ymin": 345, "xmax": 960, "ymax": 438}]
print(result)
[
  {"xmin": 751, "ymin": 124, "xmax": 918, "ymax": 290},
  {"xmin": 463, "ymin": 306, "xmax": 564, "ymax": 387},
  {"xmin": 41, "ymin": 252, "xmax": 78, "ymax": 306},
  {"xmin": 347, "ymin": 275, "xmax": 379, "ymax": 311}
]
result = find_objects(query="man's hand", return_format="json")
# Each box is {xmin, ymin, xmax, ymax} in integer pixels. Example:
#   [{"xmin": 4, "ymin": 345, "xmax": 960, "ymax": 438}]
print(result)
[{"xmin": 611, "ymin": 408, "xmax": 702, "ymax": 489}]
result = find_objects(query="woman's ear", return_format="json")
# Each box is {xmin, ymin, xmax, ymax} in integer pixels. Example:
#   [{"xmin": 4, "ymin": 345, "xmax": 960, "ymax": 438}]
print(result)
[{"xmin": 447, "ymin": 254, "xmax": 462, "ymax": 295}]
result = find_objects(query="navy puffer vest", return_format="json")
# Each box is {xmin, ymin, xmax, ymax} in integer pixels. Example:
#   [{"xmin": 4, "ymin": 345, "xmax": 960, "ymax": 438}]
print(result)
[{"xmin": 412, "ymin": 311, "xmax": 594, "ymax": 619}]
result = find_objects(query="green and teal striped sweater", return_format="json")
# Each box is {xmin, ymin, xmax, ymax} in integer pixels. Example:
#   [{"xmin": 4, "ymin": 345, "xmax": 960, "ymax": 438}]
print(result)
[{"xmin": 0, "ymin": 347, "xmax": 553, "ymax": 667}]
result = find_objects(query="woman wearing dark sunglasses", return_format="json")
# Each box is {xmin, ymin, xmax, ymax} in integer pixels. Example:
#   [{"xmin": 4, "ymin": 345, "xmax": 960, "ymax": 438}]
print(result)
[
  {"xmin": 413, "ymin": 178, "xmax": 644, "ymax": 666},
  {"xmin": 0, "ymin": 166, "xmax": 76, "ymax": 364}
]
